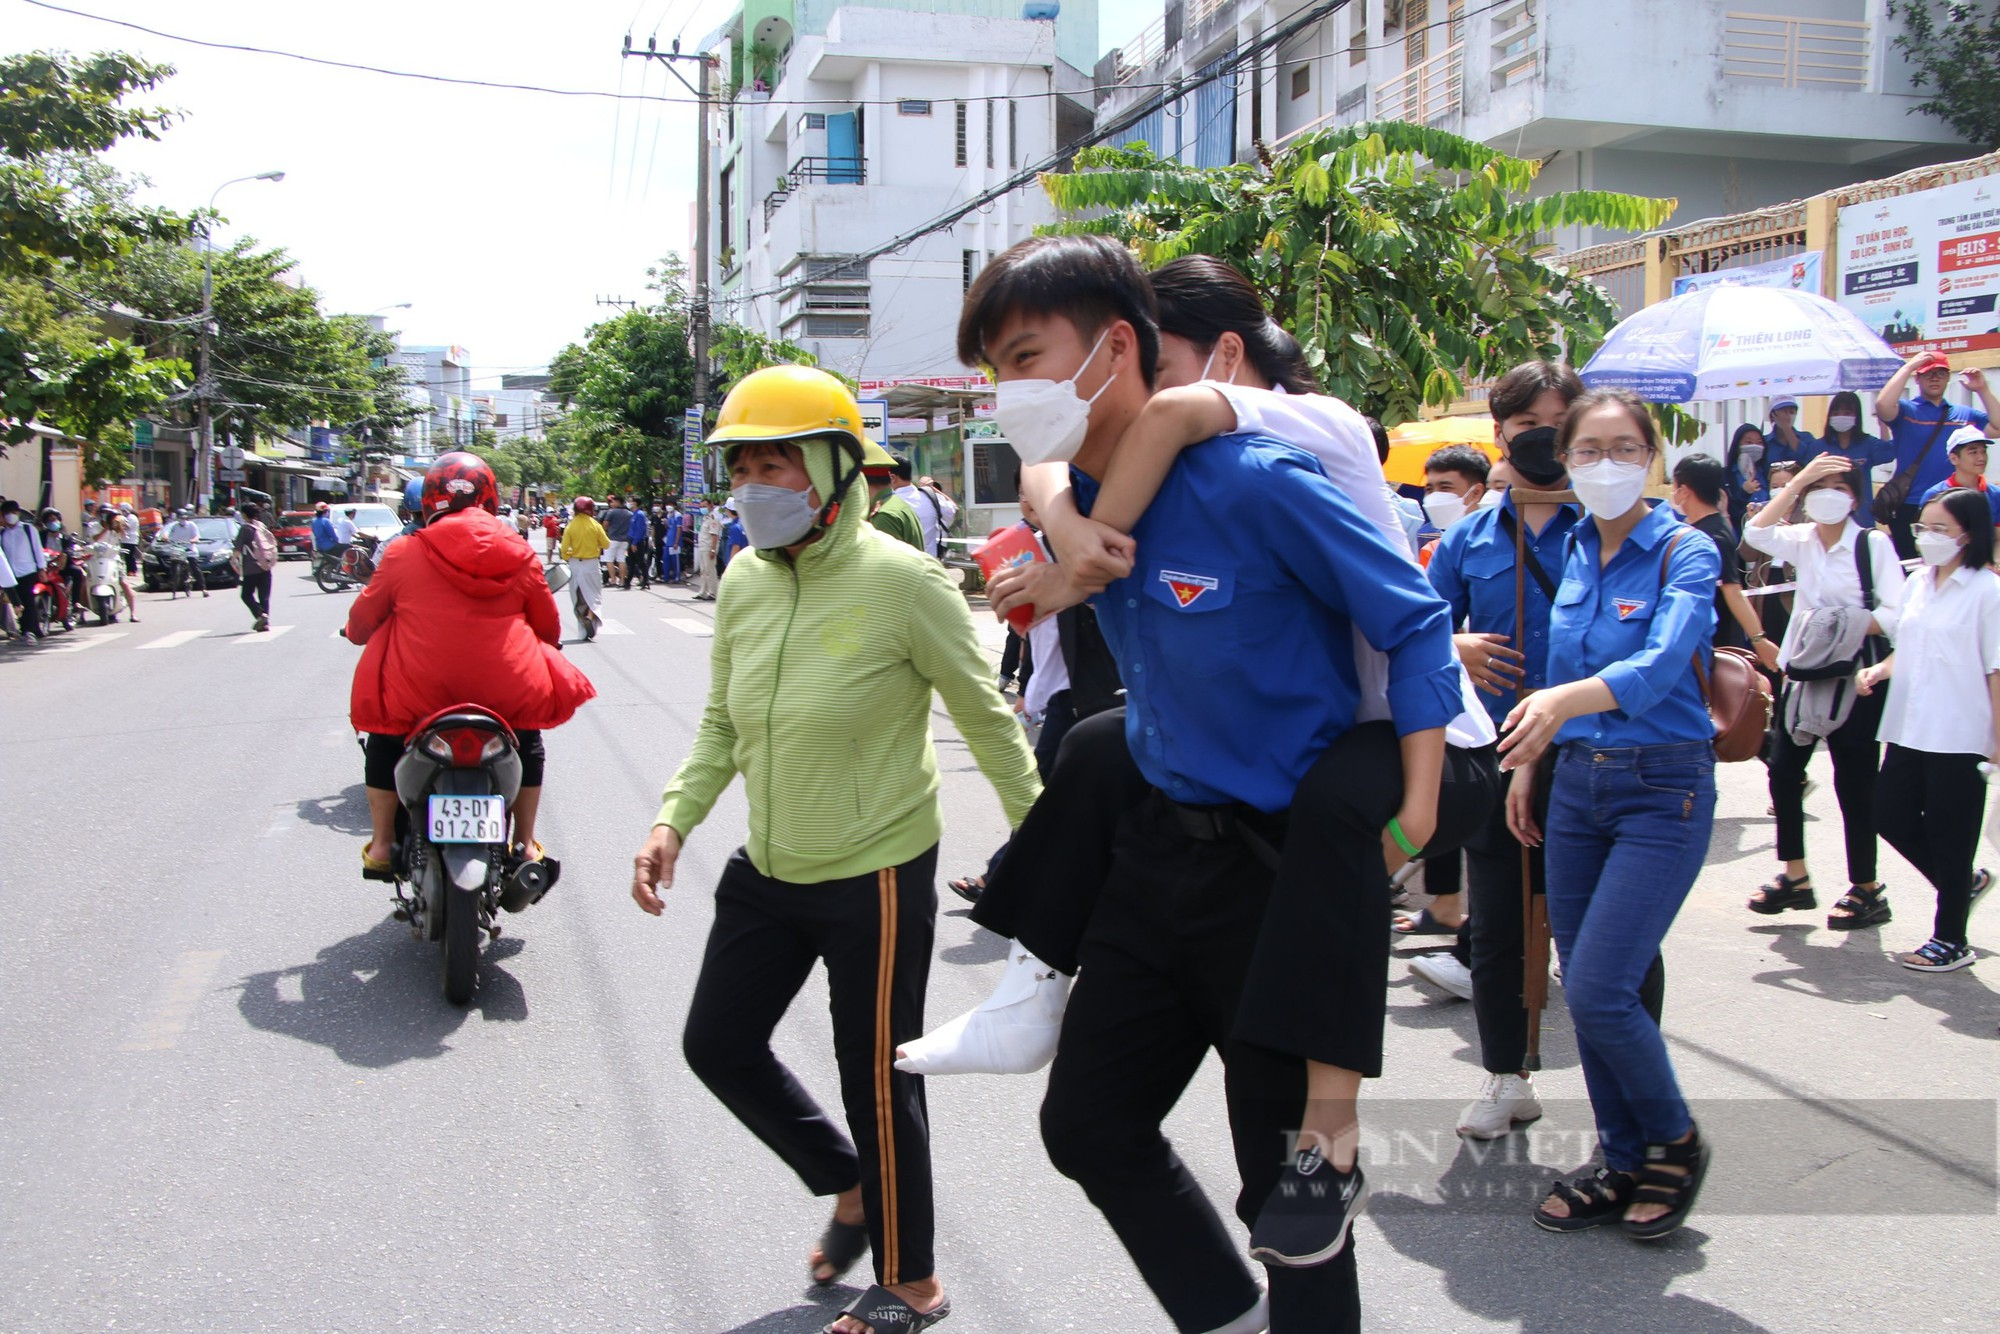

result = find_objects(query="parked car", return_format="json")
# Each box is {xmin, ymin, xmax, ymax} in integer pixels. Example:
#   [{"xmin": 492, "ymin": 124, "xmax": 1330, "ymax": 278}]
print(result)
[
  {"xmin": 142, "ymin": 515, "xmax": 240, "ymax": 590},
  {"xmin": 274, "ymin": 510, "xmax": 317, "ymax": 559}
]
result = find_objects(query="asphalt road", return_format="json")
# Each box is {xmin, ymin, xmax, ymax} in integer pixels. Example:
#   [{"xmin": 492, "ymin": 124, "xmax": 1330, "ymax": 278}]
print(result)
[{"xmin": 2, "ymin": 549, "xmax": 1995, "ymax": 1333}]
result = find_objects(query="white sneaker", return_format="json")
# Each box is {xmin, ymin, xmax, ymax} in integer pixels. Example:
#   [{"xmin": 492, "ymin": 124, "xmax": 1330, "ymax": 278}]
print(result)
[
  {"xmin": 894, "ymin": 942, "xmax": 1070, "ymax": 1075},
  {"xmin": 1409, "ymin": 952, "xmax": 1473, "ymax": 1000},
  {"xmin": 1457, "ymin": 1072, "xmax": 1543, "ymax": 1140}
]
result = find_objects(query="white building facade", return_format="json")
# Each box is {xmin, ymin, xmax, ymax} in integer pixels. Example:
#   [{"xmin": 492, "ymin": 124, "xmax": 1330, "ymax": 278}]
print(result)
[
  {"xmin": 1095, "ymin": 0, "xmax": 1974, "ymax": 255},
  {"xmin": 706, "ymin": 2, "xmax": 1098, "ymax": 381}
]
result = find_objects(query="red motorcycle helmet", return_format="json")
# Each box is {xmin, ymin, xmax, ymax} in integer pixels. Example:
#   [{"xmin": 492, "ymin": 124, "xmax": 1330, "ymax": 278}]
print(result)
[
  {"xmin": 572, "ymin": 496, "xmax": 596, "ymax": 514},
  {"xmin": 420, "ymin": 451, "xmax": 499, "ymax": 523}
]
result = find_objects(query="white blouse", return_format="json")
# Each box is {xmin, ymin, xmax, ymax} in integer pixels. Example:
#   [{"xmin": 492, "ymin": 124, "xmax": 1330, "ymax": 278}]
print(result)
[
  {"xmin": 1877, "ymin": 565, "xmax": 2000, "ymax": 756},
  {"xmin": 1741, "ymin": 519, "xmax": 1906, "ymax": 670}
]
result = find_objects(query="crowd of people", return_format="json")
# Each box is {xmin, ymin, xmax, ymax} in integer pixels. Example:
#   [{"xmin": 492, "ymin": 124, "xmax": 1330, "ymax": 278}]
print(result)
[{"xmin": 606, "ymin": 236, "xmax": 1997, "ymax": 1334}]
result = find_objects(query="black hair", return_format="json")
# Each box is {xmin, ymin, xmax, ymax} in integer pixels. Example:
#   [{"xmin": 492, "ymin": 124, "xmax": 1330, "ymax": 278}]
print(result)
[
  {"xmin": 1671, "ymin": 453, "xmax": 1727, "ymax": 507},
  {"xmin": 957, "ymin": 234, "xmax": 1160, "ymax": 387},
  {"xmin": 0, "ymin": 500, "xmax": 17, "ymax": 515},
  {"xmin": 240, "ymin": 503, "xmax": 261, "ymax": 521},
  {"xmin": 1424, "ymin": 445, "xmax": 1490, "ymax": 485},
  {"xmin": 1147, "ymin": 256, "xmax": 1318, "ymax": 395},
  {"xmin": 1826, "ymin": 391, "xmax": 1864, "ymax": 439},
  {"xmin": 1489, "ymin": 361, "xmax": 1584, "ymax": 423},
  {"xmin": 891, "ymin": 457, "xmax": 914, "ymax": 482},
  {"xmin": 1930, "ymin": 488, "xmax": 1996, "ymax": 569},
  {"xmin": 1558, "ymin": 388, "xmax": 1659, "ymax": 455},
  {"xmin": 1365, "ymin": 416, "xmax": 1391, "ymax": 465}
]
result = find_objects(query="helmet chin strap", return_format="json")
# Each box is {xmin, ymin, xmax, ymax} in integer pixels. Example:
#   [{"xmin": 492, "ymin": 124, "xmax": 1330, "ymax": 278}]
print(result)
[{"xmin": 812, "ymin": 445, "xmax": 865, "ymax": 533}]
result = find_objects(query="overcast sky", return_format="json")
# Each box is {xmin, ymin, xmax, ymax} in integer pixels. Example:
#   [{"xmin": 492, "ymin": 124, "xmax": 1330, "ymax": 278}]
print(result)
[{"xmin": 12, "ymin": 0, "xmax": 1158, "ymax": 379}]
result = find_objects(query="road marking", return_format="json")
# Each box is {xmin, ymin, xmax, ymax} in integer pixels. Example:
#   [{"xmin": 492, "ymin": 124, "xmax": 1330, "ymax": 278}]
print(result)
[
  {"xmin": 41, "ymin": 632, "xmax": 127, "ymax": 654},
  {"xmin": 662, "ymin": 617, "xmax": 713, "ymax": 637},
  {"xmin": 594, "ymin": 618, "xmax": 634, "ymax": 635},
  {"xmin": 122, "ymin": 949, "xmax": 227, "ymax": 1052},
  {"xmin": 139, "ymin": 630, "xmax": 206, "ymax": 651},
  {"xmin": 235, "ymin": 624, "xmax": 293, "ymax": 643}
]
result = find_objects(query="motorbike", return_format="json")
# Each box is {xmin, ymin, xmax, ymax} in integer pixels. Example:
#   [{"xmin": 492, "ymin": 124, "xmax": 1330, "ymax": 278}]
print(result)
[
  {"xmin": 31, "ymin": 549, "xmax": 79, "ymax": 633},
  {"xmin": 376, "ymin": 704, "xmax": 560, "ymax": 1004},
  {"xmin": 313, "ymin": 538, "xmax": 378, "ymax": 594},
  {"xmin": 85, "ymin": 541, "xmax": 122, "ymax": 625}
]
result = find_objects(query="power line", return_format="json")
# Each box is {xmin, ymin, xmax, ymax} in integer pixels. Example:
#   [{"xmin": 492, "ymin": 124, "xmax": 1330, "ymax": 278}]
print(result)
[{"xmin": 19, "ymin": 0, "xmax": 1206, "ymax": 109}]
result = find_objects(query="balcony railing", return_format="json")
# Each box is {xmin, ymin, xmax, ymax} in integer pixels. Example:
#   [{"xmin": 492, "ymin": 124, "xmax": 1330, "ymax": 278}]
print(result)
[
  {"xmin": 1114, "ymin": 15, "xmax": 1168, "ymax": 83},
  {"xmin": 1375, "ymin": 43, "xmax": 1464, "ymax": 127},
  {"xmin": 1488, "ymin": 0, "xmax": 1540, "ymax": 89},
  {"xmin": 764, "ymin": 187, "xmax": 791, "ymax": 224},
  {"xmin": 1722, "ymin": 12, "xmax": 1869, "ymax": 89},
  {"xmin": 788, "ymin": 155, "xmax": 866, "ymax": 186}
]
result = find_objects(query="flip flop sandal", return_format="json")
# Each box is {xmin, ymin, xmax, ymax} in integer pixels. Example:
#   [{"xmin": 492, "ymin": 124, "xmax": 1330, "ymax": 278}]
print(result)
[
  {"xmin": 1826, "ymin": 885, "xmax": 1891, "ymax": 931},
  {"xmin": 1392, "ymin": 908, "xmax": 1459, "ymax": 936},
  {"xmin": 1532, "ymin": 1167, "xmax": 1635, "ymax": 1233},
  {"xmin": 946, "ymin": 876, "xmax": 985, "ymax": 905},
  {"xmin": 1624, "ymin": 1123, "xmax": 1712, "ymax": 1240},
  {"xmin": 1747, "ymin": 873, "xmax": 1815, "ymax": 914},
  {"xmin": 825, "ymin": 1285, "xmax": 950, "ymax": 1334},
  {"xmin": 361, "ymin": 847, "xmax": 396, "ymax": 882},
  {"xmin": 810, "ymin": 1216, "xmax": 868, "ymax": 1286}
]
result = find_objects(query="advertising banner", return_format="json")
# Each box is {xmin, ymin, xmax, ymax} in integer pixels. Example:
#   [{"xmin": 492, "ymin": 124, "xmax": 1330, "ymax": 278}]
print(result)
[
  {"xmin": 1673, "ymin": 252, "xmax": 1822, "ymax": 297},
  {"xmin": 681, "ymin": 406, "xmax": 705, "ymax": 497},
  {"xmin": 1838, "ymin": 175, "xmax": 2000, "ymax": 356}
]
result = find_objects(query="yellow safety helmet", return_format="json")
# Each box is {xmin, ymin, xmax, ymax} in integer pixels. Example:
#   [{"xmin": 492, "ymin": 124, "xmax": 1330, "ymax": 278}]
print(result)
[
  {"xmin": 711, "ymin": 365, "xmax": 867, "ymax": 465},
  {"xmin": 859, "ymin": 437, "xmax": 898, "ymax": 468}
]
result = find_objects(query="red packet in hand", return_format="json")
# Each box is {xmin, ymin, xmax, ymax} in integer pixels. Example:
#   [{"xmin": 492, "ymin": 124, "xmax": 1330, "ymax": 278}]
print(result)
[{"xmin": 973, "ymin": 522, "xmax": 1050, "ymax": 634}]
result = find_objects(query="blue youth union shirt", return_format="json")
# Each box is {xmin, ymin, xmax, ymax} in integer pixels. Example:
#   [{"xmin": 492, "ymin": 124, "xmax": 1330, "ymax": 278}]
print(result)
[
  {"xmin": 629, "ymin": 509, "xmax": 650, "ymax": 544},
  {"xmin": 1918, "ymin": 476, "xmax": 2000, "ymax": 524},
  {"xmin": 1550, "ymin": 501, "xmax": 1720, "ymax": 749},
  {"xmin": 1075, "ymin": 433, "xmax": 1462, "ymax": 813},
  {"xmin": 1889, "ymin": 397, "xmax": 1990, "ymax": 495},
  {"xmin": 1426, "ymin": 496, "xmax": 1581, "ymax": 728}
]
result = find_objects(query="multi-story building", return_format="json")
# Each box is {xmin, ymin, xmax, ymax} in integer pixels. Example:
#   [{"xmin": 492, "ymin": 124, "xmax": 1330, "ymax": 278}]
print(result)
[
  {"xmin": 394, "ymin": 344, "xmax": 477, "ymax": 457},
  {"xmin": 704, "ymin": 1, "xmax": 1099, "ymax": 381},
  {"xmin": 478, "ymin": 375, "xmax": 558, "ymax": 446},
  {"xmin": 1094, "ymin": 0, "xmax": 1974, "ymax": 255}
]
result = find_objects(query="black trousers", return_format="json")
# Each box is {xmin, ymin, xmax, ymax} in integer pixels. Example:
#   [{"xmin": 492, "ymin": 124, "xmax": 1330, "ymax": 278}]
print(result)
[
  {"xmin": 1769, "ymin": 681, "xmax": 1885, "ymax": 885},
  {"xmin": 1877, "ymin": 745, "xmax": 1986, "ymax": 945},
  {"xmin": 682, "ymin": 845, "xmax": 940, "ymax": 1287},
  {"xmin": 1461, "ymin": 775, "xmax": 1664, "ymax": 1075},
  {"xmin": 999, "ymin": 626, "xmax": 1025, "ymax": 682},
  {"xmin": 1040, "ymin": 791, "xmax": 1358, "ymax": 1334},
  {"xmin": 1889, "ymin": 503, "xmax": 1920, "ymax": 562},
  {"xmin": 7, "ymin": 582, "xmax": 43, "ymax": 637},
  {"xmin": 976, "ymin": 711, "xmax": 1498, "ymax": 1072},
  {"xmin": 239, "ymin": 568, "xmax": 272, "ymax": 620}
]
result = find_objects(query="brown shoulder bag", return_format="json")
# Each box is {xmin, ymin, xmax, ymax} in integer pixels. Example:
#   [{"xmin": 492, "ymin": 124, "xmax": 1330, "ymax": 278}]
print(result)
[{"xmin": 1662, "ymin": 530, "xmax": 1771, "ymax": 761}]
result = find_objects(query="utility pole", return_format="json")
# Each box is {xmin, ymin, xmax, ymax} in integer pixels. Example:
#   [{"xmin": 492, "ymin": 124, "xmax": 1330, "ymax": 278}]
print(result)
[{"xmin": 622, "ymin": 34, "xmax": 716, "ymax": 416}]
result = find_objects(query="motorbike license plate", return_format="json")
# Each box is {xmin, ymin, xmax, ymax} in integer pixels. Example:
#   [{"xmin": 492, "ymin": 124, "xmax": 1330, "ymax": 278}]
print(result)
[{"xmin": 426, "ymin": 795, "xmax": 507, "ymax": 844}]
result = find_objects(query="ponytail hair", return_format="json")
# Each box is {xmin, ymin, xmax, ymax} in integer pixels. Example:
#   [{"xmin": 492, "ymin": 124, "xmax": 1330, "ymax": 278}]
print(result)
[{"xmin": 1148, "ymin": 256, "xmax": 1319, "ymax": 395}]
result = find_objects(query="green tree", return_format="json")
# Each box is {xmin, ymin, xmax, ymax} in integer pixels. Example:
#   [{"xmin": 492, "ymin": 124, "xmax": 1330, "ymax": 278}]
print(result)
[
  {"xmin": 1039, "ymin": 125, "xmax": 1677, "ymax": 426},
  {"xmin": 1887, "ymin": 2, "xmax": 2000, "ymax": 147},
  {"xmin": 0, "ymin": 51, "xmax": 189, "ymax": 456},
  {"xmin": 546, "ymin": 256, "xmax": 697, "ymax": 495},
  {"xmin": 711, "ymin": 322, "xmax": 844, "ymax": 399}
]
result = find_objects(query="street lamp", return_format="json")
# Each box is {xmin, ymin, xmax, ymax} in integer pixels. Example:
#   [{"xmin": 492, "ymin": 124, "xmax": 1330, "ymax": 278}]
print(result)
[{"xmin": 197, "ymin": 170, "xmax": 285, "ymax": 511}]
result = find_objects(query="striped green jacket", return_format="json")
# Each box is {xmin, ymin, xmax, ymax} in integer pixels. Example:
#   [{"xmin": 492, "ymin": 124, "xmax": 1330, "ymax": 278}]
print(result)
[{"xmin": 657, "ymin": 475, "xmax": 1040, "ymax": 884}]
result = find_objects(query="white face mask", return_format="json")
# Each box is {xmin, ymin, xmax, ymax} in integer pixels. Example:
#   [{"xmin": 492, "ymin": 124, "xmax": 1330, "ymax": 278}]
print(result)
[
  {"xmin": 1827, "ymin": 414, "xmax": 1858, "ymax": 433},
  {"xmin": 993, "ymin": 328, "xmax": 1115, "ymax": 467},
  {"xmin": 1423, "ymin": 491, "xmax": 1468, "ymax": 530},
  {"xmin": 731, "ymin": 482, "xmax": 818, "ymax": 549},
  {"xmin": 1196, "ymin": 342, "xmax": 1239, "ymax": 386},
  {"xmin": 1803, "ymin": 489, "xmax": 1854, "ymax": 525},
  {"xmin": 1568, "ymin": 458, "xmax": 1650, "ymax": 521},
  {"xmin": 1917, "ymin": 530, "xmax": 1965, "ymax": 567},
  {"xmin": 1737, "ymin": 442, "xmax": 1765, "ymax": 466}
]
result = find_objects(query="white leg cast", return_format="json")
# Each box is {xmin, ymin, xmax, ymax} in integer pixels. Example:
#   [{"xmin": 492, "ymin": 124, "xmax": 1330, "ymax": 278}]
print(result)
[{"xmin": 893, "ymin": 941, "xmax": 1070, "ymax": 1075}]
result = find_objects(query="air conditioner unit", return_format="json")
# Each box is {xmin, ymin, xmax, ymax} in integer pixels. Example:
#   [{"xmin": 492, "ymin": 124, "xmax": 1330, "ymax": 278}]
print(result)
[{"xmin": 1384, "ymin": 0, "xmax": 1405, "ymax": 31}]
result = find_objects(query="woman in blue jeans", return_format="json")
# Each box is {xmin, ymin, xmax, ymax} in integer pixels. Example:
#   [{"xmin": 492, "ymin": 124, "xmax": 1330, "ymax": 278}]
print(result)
[{"xmin": 1497, "ymin": 389, "xmax": 1719, "ymax": 1240}]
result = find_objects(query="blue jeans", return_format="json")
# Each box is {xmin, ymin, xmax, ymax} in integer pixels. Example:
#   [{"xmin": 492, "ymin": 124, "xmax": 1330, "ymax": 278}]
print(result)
[{"xmin": 1545, "ymin": 739, "xmax": 1716, "ymax": 1172}]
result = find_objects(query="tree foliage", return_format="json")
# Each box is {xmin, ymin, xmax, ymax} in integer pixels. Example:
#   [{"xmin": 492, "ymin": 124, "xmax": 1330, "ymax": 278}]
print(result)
[
  {"xmin": 0, "ymin": 50, "xmax": 189, "ymax": 456},
  {"xmin": 1039, "ymin": 123, "xmax": 1677, "ymax": 427},
  {"xmin": 1887, "ymin": 1, "xmax": 2000, "ymax": 148},
  {"xmin": 546, "ymin": 256, "xmax": 697, "ymax": 496}
]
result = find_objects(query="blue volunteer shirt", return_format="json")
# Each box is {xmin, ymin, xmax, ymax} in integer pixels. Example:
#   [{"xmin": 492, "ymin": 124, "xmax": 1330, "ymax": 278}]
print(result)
[
  {"xmin": 1425, "ymin": 496, "xmax": 1582, "ymax": 728},
  {"xmin": 1918, "ymin": 475, "xmax": 2000, "ymax": 524},
  {"xmin": 629, "ymin": 508, "xmax": 650, "ymax": 545},
  {"xmin": 310, "ymin": 514, "xmax": 339, "ymax": 551},
  {"xmin": 1888, "ymin": 396, "xmax": 1990, "ymax": 496},
  {"xmin": 1075, "ymin": 433, "xmax": 1461, "ymax": 814},
  {"xmin": 665, "ymin": 511, "xmax": 684, "ymax": 544},
  {"xmin": 1550, "ymin": 502, "xmax": 1720, "ymax": 749}
]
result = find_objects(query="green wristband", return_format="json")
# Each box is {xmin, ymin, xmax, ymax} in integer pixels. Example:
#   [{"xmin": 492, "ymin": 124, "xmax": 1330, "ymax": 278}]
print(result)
[{"xmin": 1387, "ymin": 816, "xmax": 1424, "ymax": 860}]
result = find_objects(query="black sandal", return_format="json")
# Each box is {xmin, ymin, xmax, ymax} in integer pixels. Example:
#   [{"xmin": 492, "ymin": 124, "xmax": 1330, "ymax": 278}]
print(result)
[
  {"xmin": 1624, "ymin": 1123, "xmax": 1712, "ymax": 1240},
  {"xmin": 946, "ymin": 875, "xmax": 984, "ymax": 905},
  {"xmin": 810, "ymin": 1216, "xmax": 868, "ymax": 1286},
  {"xmin": 1827, "ymin": 884, "xmax": 1892, "ymax": 931},
  {"xmin": 825, "ymin": 1285, "xmax": 950, "ymax": 1334},
  {"xmin": 1532, "ymin": 1167, "xmax": 1636, "ymax": 1233},
  {"xmin": 1747, "ymin": 873, "xmax": 1815, "ymax": 915}
]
